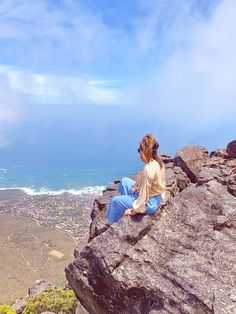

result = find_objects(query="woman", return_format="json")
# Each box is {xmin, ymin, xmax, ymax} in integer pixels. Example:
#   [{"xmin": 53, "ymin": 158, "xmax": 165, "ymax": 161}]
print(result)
[{"xmin": 106, "ymin": 134, "xmax": 166, "ymax": 224}]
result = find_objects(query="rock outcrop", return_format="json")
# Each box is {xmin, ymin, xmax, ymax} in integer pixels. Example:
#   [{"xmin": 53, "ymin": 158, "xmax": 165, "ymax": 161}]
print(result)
[
  {"xmin": 227, "ymin": 140, "xmax": 236, "ymax": 158},
  {"xmin": 12, "ymin": 280, "xmax": 55, "ymax": 314},
  {"xmin": 65, "ymin": 142, "xmax": 236, "ymax": 314},
  {"xmin": 174, "ymin": 145, "xmax": 209, "ymax": 183}
]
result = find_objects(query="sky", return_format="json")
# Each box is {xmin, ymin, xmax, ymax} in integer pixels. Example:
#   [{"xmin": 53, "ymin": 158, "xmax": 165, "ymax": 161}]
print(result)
[{"xmin": 0, "ymin": 0, "xmax": 236, "ymax": 157}]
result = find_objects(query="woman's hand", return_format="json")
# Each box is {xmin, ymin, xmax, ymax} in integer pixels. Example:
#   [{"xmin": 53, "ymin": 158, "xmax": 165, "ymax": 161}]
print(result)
[
  {"xmin": 124, "ymin": 208, "xmax": 137, "ymax": 216},
  {"xmin": 130, "ymin": 187, "xmax": 136, "ymax": 194}
]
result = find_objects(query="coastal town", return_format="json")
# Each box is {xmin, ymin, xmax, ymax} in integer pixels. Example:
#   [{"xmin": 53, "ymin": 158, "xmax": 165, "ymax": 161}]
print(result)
[{"xmin": 0, "ymin": 189, "xmax": 103, "ymax": 240}]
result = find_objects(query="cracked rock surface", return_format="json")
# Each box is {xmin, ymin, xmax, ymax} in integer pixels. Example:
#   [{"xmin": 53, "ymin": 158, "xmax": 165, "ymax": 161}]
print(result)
[{"xmin": 65, "ymin": 143, "xmax": 236, "ymax": 314}]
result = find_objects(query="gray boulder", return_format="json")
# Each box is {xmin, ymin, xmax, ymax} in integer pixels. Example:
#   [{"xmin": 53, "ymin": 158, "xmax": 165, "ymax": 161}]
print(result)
[
  {"xmin": 174, "ymin": 145, "xmax": 209, "ymax": 182},
  {"xmin": 65, "ymin": 179, "xmax": 236, "ymax": 314},
  {"xmin": 228, "ymin": 174, "xmax": 236, "ymax": 197},
  {"xmin": 75, "ymin": 302, "xmax": 89, "ymax": 313},
  {"xmin": 227, "ymin": 140, "xmax": 236, "ymax": 158},
  {"xmin": 209, "ymin": 148, "xmax": 228, "ymax": 158},
  {"xmin": 66, "ymin": 145, "xmax": 236, "ymax": 314},
  {"xmin": 173, "ymin": 166, "xmax": 191, "ymax": 191},
  {"xmin": 28, "ymin": 279, "xmax": 55, "ymax": 298},
  {"xmin": 12, "ymin": 299, "xmax": 27, "ymax": 314}
]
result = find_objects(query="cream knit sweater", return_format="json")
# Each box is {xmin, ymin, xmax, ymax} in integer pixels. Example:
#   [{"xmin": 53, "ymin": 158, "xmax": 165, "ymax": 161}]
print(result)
[{"xmin": 132, "ymin": 159, "xmax": 166, "ymax": 213}]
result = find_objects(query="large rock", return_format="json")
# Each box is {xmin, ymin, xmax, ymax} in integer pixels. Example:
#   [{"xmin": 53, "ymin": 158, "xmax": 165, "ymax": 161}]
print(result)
[
  {"xmin": 174, "ymin": 145, "xmax": 209, "ymax": 183},
  {"xmin": 209, "ymin": 148, "xmax": 228, "ymax": 159},
  {"xmin": 11, "ymin": 280, "xmax": 55, "ymax": 314},
  {"xmin": 160, "ymin": 153, "xmax": 174, "ymax": 168},
  {"xmin": 87, "ymin": 145, "xmax": 235, "ymax": 242},
  {"xmin": 200, "ymin": 155, "xmax": 236, "ymax": 197},
  {"xmin": 66, "ymin": 178, "xmax": 236, "ymax": 314},
  {"xmin": 173, "ymin": 166, "xmax": 191, "ymax": 191},
  {"xmin": 66, "ymin": 146, "xmax": 236, "ymax": 313},
  {"xmin": 28, "ymin": 279, "xmax": 55, "ymax": 298},
  {"xmin": 89, "ymin": 184, "xmax": 119, "ymax": 241},
  {"xmin": 12, "ymin": 299, "xmax": 27, "ymax": 314},
  {"xmin": 228, "ymin": 174, "xmax": 236, "ymax": 197},
  {"xmin": 76, "ymin": 302, "xmax": 89, "ymax": 314},
  {"xmin": 227, "ymin": 140, "xmax": 236, "ymax": 158}
]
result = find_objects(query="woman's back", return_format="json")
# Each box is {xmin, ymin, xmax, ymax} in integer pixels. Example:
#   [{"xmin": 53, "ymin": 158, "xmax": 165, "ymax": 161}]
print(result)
[
  {"xmin": 106, "ymin": 133, "xmax": 166, "ymax": 223},
  {"xmin": 136, "ymin": 159, "xmax": 166, "ymax": 197}
]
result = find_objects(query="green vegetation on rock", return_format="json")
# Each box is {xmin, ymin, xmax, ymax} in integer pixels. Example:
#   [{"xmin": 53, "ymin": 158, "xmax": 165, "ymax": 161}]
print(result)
[
  {"xmin": 0, "ymin": 305, "xmax": 16, "ymax": 314},
  {"xmin": 22, "ymin": 288, "xmax": 77, "ymax": 314}
]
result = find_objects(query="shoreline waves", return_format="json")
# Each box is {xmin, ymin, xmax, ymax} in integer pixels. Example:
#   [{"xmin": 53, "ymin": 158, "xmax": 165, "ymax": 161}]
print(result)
[
  {"xmin": 0, "ymin": 184, "xmax": 106, "ymax": 240},
  {"xmin": 0, "ymin": 185, "xmax": 106, "ymax": 196}
]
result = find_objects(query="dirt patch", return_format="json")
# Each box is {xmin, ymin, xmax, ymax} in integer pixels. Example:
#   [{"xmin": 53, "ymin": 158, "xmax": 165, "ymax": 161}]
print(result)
[
  {"xmin": 49, "ymin": 250, "xmax": 65, "ymax": 259},
  {"xmin": 0, "ymin": 213, "xmax": 77, "ymax": 304}
]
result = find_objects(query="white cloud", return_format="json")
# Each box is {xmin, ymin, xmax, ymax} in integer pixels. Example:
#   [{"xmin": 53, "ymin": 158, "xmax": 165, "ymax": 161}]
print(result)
[
  {"xmin": 0, "ymin": 0, "xmax": 119, "ymax": 67},
  {"xmin": 0, "ymin": 74, "xmax": 26, "ymax": 147},
  {"xmin": 132, "ymin": 0, "xmax": 236, "ymax": 131},
  {"xmin": 0, "ymin": 0, "xmax": 235, "ymax": 136},
  {"xmin": 0, "ymin": 66, "xmax": 129, "ymax": 105}
]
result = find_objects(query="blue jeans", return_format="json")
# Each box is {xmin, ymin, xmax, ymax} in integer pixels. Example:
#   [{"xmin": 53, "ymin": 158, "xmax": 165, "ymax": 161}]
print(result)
[{"xmin": 106, "ymin": 177, "xmax": 161, "ymax": 224}]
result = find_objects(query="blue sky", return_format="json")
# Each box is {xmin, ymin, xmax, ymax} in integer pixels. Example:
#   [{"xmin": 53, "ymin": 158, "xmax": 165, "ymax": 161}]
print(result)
[{"xmin": 0, "ymin": 0, "xmax": 235, "ymax": 154}]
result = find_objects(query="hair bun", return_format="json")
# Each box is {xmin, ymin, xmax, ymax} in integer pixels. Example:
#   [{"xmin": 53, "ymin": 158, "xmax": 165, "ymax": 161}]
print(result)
[{"xmin": 153, "ymin": 143, "xmax": 158, "ymax": 150}]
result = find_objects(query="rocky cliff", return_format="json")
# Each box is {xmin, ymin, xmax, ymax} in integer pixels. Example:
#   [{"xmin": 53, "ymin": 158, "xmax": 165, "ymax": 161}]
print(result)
[{"xmin": 65, "ymin": 141, "xmax": 236, "ymax": 314}]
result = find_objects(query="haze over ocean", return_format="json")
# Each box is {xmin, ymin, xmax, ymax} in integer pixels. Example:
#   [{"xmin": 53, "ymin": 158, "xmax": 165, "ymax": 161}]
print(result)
[
  {"xmin": 0, "ymin": 103, "xmax": 234, "ymax": 193},
  {"xmin": 0, "ymin": 0, "xmax": 235, "ymax": 193}
]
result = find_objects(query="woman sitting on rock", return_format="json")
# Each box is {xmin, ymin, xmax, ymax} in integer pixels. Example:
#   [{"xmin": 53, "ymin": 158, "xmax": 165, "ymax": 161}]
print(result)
[{"xmin": 106, "ymin": 134, "xmax": 166, "ymax": 224}]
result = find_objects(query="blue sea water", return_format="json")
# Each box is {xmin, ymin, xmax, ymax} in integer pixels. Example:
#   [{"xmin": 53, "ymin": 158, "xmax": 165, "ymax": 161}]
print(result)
[
  {"xmin": 0, "ymin": 105, "xmax": 147, "ymax": 194},
  {"xmin": 0, "ymin": 104, "xmax": 234, "ymax": 195},
  {"xmin": 0, "ymin": 153, "xmax": 143, "ymax": 194}
]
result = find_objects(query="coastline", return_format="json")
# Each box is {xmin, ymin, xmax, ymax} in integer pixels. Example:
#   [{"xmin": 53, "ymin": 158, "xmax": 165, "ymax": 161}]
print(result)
[
  {"xmin": 0, "ymin": 185, "xmax": 106, "ymax": 196},
  {"xmin": 0, "ymin": 183, "xmax": 100, "ymax": 303},
  {"xmin": 0, "ymin": 186, "xmax": 104, "ymax": 240}
]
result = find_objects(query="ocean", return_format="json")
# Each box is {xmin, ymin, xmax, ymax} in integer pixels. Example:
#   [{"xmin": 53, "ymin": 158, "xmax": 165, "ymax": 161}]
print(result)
[
  {"xmin": 0, "ymin": 154, "xmax": 143, "ymax": 195},
  {"xmin": 0, "ymin": 104, "xmax": 146, "ymax": 194},
  {"xmin": 0, "ymin": 103, "xmax": 181, "ymax": 195},
  {"xmin": 0, "ymin": 103, "xmax": 233, "ymax": 195}
]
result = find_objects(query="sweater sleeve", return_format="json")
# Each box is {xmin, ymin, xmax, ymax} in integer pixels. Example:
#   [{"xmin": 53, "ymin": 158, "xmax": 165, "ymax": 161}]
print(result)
[
  {"xmin": 132, "ymin": 169, "xmax": 142, "ymax": 192},
  {"xmin": 132, "ymin": 165, "xmax": 155, "ymax": 213}
]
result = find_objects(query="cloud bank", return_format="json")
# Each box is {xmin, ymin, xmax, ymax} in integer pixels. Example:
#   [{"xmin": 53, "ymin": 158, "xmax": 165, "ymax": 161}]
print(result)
[
  {"xmin": 0, "ymin": 66, "xmax": 128, "ymax": 105},
  {"xmin": 131, "ymin": 0, "xmax": 236, "ymax": 131},
  {"xmin": 0, "ymin": 0, "xmax": 235, "ymax": 144},
  {"xmin": 0, "ymin": 74, "xmax": 26, "ymax": 147}
]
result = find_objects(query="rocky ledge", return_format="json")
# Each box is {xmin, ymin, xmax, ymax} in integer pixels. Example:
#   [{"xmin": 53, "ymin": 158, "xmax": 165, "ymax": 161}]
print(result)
[{"xmin": 65, "ymin": 141, "xmax": 236, "ymax": 314}]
